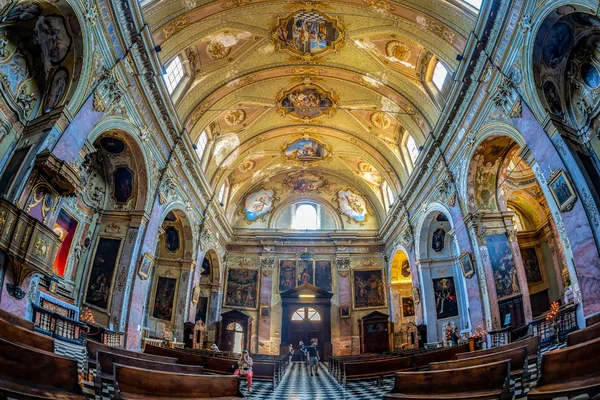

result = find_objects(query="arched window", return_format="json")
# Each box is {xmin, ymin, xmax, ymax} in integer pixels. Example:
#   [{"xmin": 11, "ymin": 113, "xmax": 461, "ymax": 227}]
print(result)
[
  {"xmin": 218, "ymin": 181, "xmax": 229, "ymax": 207},
  {"xmin": 292, "ymin": 203, "xmax": 319, "ymax": 230},
  {"xmin": 291, "ymin": 307, "xmax": 322, "ymax": 321},
  {"xmin": 382, "ymin": 181, "xmax": 395, "ymax": 211},
  {"xmin": 432, "ymin": 61, "xmax": 448, "ymax": 91},
  {"xmin": 164, "ymin": 56, "xmax": 184, "ymax": 94},
  {"xmin": 196, "ymin": 131, "xmax": 208, "ymax": 160},
  {"xmin": 406, "ymin": 135, "xmax": 419, "ymax": 165}
]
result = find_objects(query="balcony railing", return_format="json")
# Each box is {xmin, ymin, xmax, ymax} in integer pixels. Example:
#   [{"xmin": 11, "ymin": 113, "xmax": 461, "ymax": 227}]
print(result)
[{"xmin": 32, "ymin": 304, "xmax": 88, "ymax": 345}]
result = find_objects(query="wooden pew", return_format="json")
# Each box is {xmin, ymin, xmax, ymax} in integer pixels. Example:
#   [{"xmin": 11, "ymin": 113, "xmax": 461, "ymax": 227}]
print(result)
[
  {"xmin": 412, "ymin": 343, "xmax": 470, "ymax": 368},
  {"xmin": 201, "ymin": 355, "xmax": 278, "ymax": 388},
  {"xmin": 566, "ymin": 321, "xmax": 600, "ymax": 347},
  {"xmin": 114, "ymin": 365, "xmax": 244, "ymax": 399},
  {"xmin": 144, "ymin": 343, "xmax": 203, "ymax": 365},
  {"xmin": 96, "ymin": 350, "xmax": 204, "ymax": 391},
  {"xmin": 342, "ymin": 355, "xmax": 414, "ymax": 387},
  {"xmin": 455, "ymin": 335, "xmax": 539, "ymax": 363},
  {"xmin": 88, "ymin": 340, "xmax": 178, "ymax": 374},
  {"xmin": 0, "ymin": 337, "xmax": 85, "ymax": 400},
  {"xmin": 527, "ymin": 337, "xmax": 600, "ymax": 399},
  {"xmin": 0, "ymin": 316, "xmax": 54, "ymax": 352},
  {"xmin": 0, "ymin": 307, "xmax": 34, "ymax": 330},
  {"xmin": 430, "ymin": 346, "xmax": 527, "ymax": 379},
  {"xmin": 384, "ymin": 360, "xmax": 511, "ymax": 400}
]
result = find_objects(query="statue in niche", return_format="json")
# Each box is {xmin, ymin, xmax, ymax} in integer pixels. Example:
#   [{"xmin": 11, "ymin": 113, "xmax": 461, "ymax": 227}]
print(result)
[{"xmin": 432, "ymin": 228, "xmax": 445, "ymax": 252}]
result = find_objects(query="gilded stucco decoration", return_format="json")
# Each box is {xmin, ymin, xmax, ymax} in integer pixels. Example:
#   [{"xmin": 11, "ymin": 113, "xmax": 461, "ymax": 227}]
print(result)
[
  {"xmin": 276, "ymin": 83, "xmax": 337, "ymax": 120},
  {"xmin": 385, "ymin": 41, "xmax": 411, "ymax": 62},
  {"xmin": 224, "ymin": 109, "xmax": 246, "ymax": 126},
  {"xmin": 370, "ymin": 111, "xmax": 392, "ymax": 129},
  {"xmin": 284, "ymin": 171, "xmax": 328, "ymax": 193}
]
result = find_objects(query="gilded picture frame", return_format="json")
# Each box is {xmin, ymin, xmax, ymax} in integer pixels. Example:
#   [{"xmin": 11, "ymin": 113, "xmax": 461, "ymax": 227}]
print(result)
[
  {"xmin": 339, "ymin": 304, "xmax": 350, "ymax": 319},
  {"xmin": 351, "ymin": 268, "xmax": 387, "ymax": 310},
  {"xmin": 548, "ymin": 169, "xmax": 577, "ymax": 212},
  {"xmin": 138, "ymin": 252, "xmax": 154, "ymax": 280},
  {"xmin": 459, "ymin": 252, "xmax": 474, "ymax": 279},
  {"xmin": 192, "ymin": 285, "xmax": 201, "ymax": 304},
  {"xmin": 223, "ymin": 267, "xmax": 260, "ymax": 311}
]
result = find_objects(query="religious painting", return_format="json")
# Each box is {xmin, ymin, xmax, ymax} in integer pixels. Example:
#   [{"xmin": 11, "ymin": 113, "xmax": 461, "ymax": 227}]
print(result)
[
  {"xmin": 84, "ymin": 238, "xmax": 122, "ymax": 310},
  {"xmin": 260, "ymin": 305, "xmax": 269, "ymax": 317},
  {"xmin": 297, "ymin": 259, "xmax": 313, "ymax": 286},
  {"xmin": 137, "ymin": 252, "xmax": 154, "ymax": 280},
  {"xmin": 224, "ymin": 109, "xmax": 245, "ymax": 126},
  {"xmin": 283, "ymin": 138, "xmax": 330, "ymax": 163},
  {"xmin": 432, "ymin": 228, "xmax": 445, "ymax": 252},
  {"xmin": 4, "ymin": 1, "xmax": 42, "ymax": 21},
  {"xmin": 340, "ymin": 305, "xmax": 350, "ymax": 318},
  {"xmin": 195, "ymin": 296, "xmax": 208, "ymax": 324},
  {"xmin": 485, "ymin": 234, "xmax": 520, "ymax": 299},
  {"xmin": 192, "ymin": 286, "xmax": 200, "ymax": 304},
  {"xmin": 113, "ymin": 166, "xmax": 133, "ymax": 204},
  {"xmin": 223, "ymin": 267, "xmax": 259, "ymax": 310},
  {"xmin": 278, "ymin": 260, "xmax": 297, "ymax": 292},
  {"xmin": 401, "ymin": 297, "xmax": 415, "ymax": 318},
  {"xmin": 278, "ymin": 85, "xmax": 336, "ymax": 119},
  {"xmin": 548, "ymin": 169, "xmax": 577, "ymax": 211},
  {"xmin": 35, "ymin": 15, "xmax": 72, "ymax": 65},
  {"xmin": 284, "ymin": 171, "xmax": 328, "ymax": 193},
  {"xmin": 315, "ymin": 260, "xmax": 332, "ymax": 292},
  {"xmin": 459, "ymin": 252, "xmax": 474, "ymax": 279},
  {"xmin": 433, "ymin": 277, "xmax": 459, "ymax": 319},
  {"xmin": 273, "ymin": 10, "xmax": 344, "ymax": 59},
  {"xmin": 99, "ymin": 137, "xmax": 125, "ymax": 154},
  {"xmin": 153, "ymin": 276, "xmax": 177, "ymax": 321},
  {"xmin": 542, "ymin": 23, "xmax": 572, "ymax": 69},
  {"xmin": 401, "ymin": 260, "xmax": 411, "ymax": 278},
  {"xmin": 200, "ymin": 257, "xmax": 211, "ymax": 276},
  {"xmin": 43, "ymin": 67, "xmax": 69, "ymax": 113},
  {"xmin": 352, "ymin": 269, "xmax": 386, "ymax": 310},
  {"xmin": 370, "ymin": 111, "xmax": 392, "ymax": 129},
  {"xmin": 336, "ymin": 189, "xmax": 368, "ymax": 223},
  {"xmin": 521, "ymin": 247, "xmax": 543, "ymax": 285},
  {"xmin": 164, "ymin": 226, "xmax": 180, "ymax": 253},
  {"xmin": 243, "ymin": 188, "xmax": 277, "ymax": 222},
  {"xmin": 412, "ymin": 286, "xmax": 421, "ymax": 304},
  {"xmin": 543, "ymin": 80, "xmax": 563, "ymax": 116}
]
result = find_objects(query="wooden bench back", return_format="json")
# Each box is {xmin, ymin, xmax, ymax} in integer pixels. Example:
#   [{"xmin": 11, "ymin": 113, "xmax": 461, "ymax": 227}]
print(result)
[
  {"xmin": 0, "ymin": 317, "xmax": 54, "ymax": 352},
  {"xmin": 114, "ymin": 365, "xmax": 243, "ymax": 398},
  {"xmin": 88, "ymin": 341, "xmax": 177, "ymax": 364},
  {"xmin": 201, "ymin": 356, "xmax": 234, "ymax": 373},
  {"xmin": 412, "ymin": 343, "xmax": 470, "ymax": 367},
  {"xmin": 0, "ymin": 308, "xmax": 34, "ymax": 330},
  {"xmin": 540, "ymin": 336, "xmax": 600, "ymax": 384},
  {"xmin": 430, "ymin": 346, "xmax": 527, "ymax": 372},
  {"xmin": 456, "ymin": 335, "xmax": 539, "ymax": 360},
  {"xmin": 0, "ymin": 337, "xmax": 81, "ymax": 393},
  {"xmin": 567, "ymin": 322, "xmax": 600, "ymax": 347},
  {"xmin": 390, "ymin": 360, "xmax": 510, "ymax": 395},
  {"xmin": 144, "ymin": 344, "xmax": 203, "ymax": 365},
  {"xmin": 97, "ymin": 351, "xmax": 204, "ymax": 376},
  {"xmin": 344, "ymin": 355, "xmax": 414, "ymax": 376}
]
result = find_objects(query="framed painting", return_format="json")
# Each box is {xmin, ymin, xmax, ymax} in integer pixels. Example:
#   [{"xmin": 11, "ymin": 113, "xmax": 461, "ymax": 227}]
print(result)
[
  {"xmin": 223, "ymin": 267, "xmax": 260, "ymax": 310},
  {"xmin": 278, "ymin": 260, "xmax": 297, "ymax": 292},
  {"xmin": 153, "ymin": 276, "xmax": 177, "ymax": 321},
  {"xmin": 401, "ymin": 297, "xmax": 415, "ymax": 318},
  {"xmin": 521, "ymin": 247, "xmax": 543, "ymax": 285},
  {"xmin": 432, "ymin": 228, "xmax": 446, "ymax": 252},
  {"xmin": 412, "ymin": 286, "xmax": 421, "ymax": 304},
  {"xmin": 84, "ymin": 237, "xmax": 123, "ymax": 311},
  {"xmin": 432, "ymin": 277, "xmax": 459, "ymax": 319},
  {"xmin": 283, "ymin": 138, "xmax": 331, "ymax": 164},
  {"xmin": 113, "ymin": 166, "xmax": 134, "ymax": 204},
  {"xmin": 315, "ymin": 260, "xmax": 333, "ymax": 292},
  {"xmin": 297, "ymin": 259, "xmax": 313, "ymax": 286},
  {"xmin": 548, "ymin": 169, "xmax": 577, "ymax": 212},
  {"xmin": 459, "ymin": 252, "xmax": 474, "ymax": 279},
  {"xmin": 164, "ymin": 226, "xmax": 180, "ymax": 253},
  {"xmin": 260, "ymin": 305, "xmax": 270, "ymax": 317},
  {"xmin": 485, "ymin": 234, "xmax": 520, "ymax": 299},
  {"xmin": 242, "ymin": 188, "xmax": 277, "ymax": 222},
  {"xmin": 351, "ymin": 269, "xmax": 386, "ymax": 310},
  {"xmin": 138, "ymin": 252, "xmax": 154, "ymax": 280},
  {"xmin": 336, "ymin": 189, "xmax": 368, "ymax": 224},
  {"xmin": 340, "ymin": 305, "xmax": 350, "ymax": 319},
  {"xmin": 192, "ymin": 286, "xmax": 201, "ymax": 304},
  {"xmin": 195, "ymin": 296, "xmax": 209, "ymax": 324},
  {"xmin": 200, "ymin": 256, "xmax": 211, "ymax": 276}
]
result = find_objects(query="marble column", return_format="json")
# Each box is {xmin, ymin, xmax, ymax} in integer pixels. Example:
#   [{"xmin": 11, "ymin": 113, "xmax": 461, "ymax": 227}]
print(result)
[
  {"xmin": 336, "ymin": 256, "xmax": 352, "ymax": 355},
  {"xmin": 173, "ymin": 266, "xmax": 192, "ymax": 341},
  {"xmin": 258, "ymin": 255, "xmax": 274, "ymax": 354}
]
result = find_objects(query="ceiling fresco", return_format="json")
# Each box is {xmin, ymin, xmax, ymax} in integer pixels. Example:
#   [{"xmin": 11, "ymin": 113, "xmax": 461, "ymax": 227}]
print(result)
[{"xmin": 141, "ymin": 0, "xmax": 478, "ymax": 230}]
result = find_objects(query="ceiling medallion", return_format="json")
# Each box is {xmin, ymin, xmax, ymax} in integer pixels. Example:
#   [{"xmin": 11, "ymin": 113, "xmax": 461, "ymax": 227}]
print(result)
[
  {"xmin": 281, "ymin": 137, "xmax": 332, "ymax": 164},
  {"xmin": 385, "ymin": 41, "xmax": 411, "ymax": 62},
  {"xmin": 272, "ymin": 8, "xmax": 345, "ymax": 62},
  {"xmin": 370, "ymin": 111, "xmax": 392, "ymax": 129},
  {"xmin": 277, "ymin": 84, "xmax": 337, "ymax": 120},
  {"xmin": 284, "ymin": 171, "xmax": 328, "ymax": 194},
  {"xmin": 241, "ymin": 187, "xmax": 279, "ymax": 224},
  {"xmin": 224, "ymin": 109, "xmax": 246, "ymax": 126}
]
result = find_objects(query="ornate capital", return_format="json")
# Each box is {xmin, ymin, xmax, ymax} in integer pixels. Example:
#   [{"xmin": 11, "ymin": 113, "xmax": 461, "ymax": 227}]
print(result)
[
  {"xmin": 335, "ymin": 256, "xmax": 350, "ymax": 277},
  {"xmin": 260, "ymin": 255, "xmax": 275, "ymax": 277}
]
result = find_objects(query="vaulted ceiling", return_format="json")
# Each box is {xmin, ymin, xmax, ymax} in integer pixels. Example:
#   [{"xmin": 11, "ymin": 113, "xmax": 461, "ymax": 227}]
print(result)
[{"xmin": 142, "ymin": 0, "xmax": 477, "ymax": 228}]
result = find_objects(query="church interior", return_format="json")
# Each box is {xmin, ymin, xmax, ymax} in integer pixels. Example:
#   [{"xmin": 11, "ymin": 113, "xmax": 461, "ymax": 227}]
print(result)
[{"xmin": 1, "ymin": 0, "xmax": 600, "ymax": 398}]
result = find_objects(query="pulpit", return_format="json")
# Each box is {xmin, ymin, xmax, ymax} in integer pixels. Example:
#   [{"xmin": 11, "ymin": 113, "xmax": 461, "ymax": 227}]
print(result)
[{"xmin": 358, "ymin": 311, "xmax": 392, "ymax": 353}]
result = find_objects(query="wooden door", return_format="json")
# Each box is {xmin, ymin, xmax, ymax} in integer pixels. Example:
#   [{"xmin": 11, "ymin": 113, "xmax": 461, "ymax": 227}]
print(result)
[{"xmin": 289, "ymin": 306, "xmax": 325, "ymax": 359}]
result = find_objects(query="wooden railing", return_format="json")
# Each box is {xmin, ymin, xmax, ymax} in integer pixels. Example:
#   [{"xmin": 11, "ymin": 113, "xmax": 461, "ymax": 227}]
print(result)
[
  {"xmin": 32, "ymin": 304, "xmax": 88, "ymax": 344},
  {"xmin": 102, "ymin": 329, "xmax": 125, "ymax": 347},
  {"xmin": 488, "ymin": 326, "xmax": 510, "ymax": 348},
  {"xmin": 529, "ymin": 303, "xmax": 578, "ymax": 345}
]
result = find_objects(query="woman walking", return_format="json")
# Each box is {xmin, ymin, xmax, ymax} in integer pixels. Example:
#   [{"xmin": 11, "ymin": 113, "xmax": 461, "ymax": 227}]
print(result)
[{"xmin": 233, "ymin": 350, "xmax": 254, "ymax": 393}]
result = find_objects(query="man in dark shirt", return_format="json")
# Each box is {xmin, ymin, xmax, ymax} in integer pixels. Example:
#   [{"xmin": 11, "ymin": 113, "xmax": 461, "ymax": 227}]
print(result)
[{"xmin": 306, "ymin": 339, "xmax": 320, "ymax": 376}]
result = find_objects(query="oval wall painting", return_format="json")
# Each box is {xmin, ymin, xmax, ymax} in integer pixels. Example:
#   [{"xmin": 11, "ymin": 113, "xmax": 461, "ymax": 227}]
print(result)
[
  {"xmin": 337, "ymin": 190, "xmax": 368, "ymax": 222},
  {"xmin": 244, "ymin": 189, "xmax": 276, "ymax": 221}
]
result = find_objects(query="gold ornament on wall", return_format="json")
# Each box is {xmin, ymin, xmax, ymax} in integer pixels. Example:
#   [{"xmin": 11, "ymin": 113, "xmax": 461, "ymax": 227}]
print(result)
[{"xmin": 385, "ymin": 40, "xmax": 411, "ymax": 62}]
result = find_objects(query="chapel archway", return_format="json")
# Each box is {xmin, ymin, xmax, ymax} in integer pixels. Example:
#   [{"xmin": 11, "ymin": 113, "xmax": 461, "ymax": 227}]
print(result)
[
  {"xmin": 466, "ymin": 135, "xmax": 568, "ymax": 329},
  {"xmin": 389, "ymin": 249, "xmax": 415, "ymax": 348}
]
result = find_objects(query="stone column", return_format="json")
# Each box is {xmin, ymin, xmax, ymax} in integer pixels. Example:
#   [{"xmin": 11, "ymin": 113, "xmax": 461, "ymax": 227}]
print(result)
[
  {"xmin": 207, "ymin": 283, "xmax": 221, "ymax": 343},
  {"xmin": 258, "ymin": 255, "xmax": 274, "ymax": 354},
  {"xmin": 173, "ymin": 266, "xmax": 192, "ymax": 341},
  {"xmin": 336, "ymin": 255, "xmax": 352, "ymax": 355}
]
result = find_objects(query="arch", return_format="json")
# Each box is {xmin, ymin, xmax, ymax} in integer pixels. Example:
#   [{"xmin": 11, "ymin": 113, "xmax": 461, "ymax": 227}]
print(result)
[
  {"xmin": 414, "ymin": 202, "xmax": 456, "ymax": 259},
  {"xmin": 158, "ymin": 203, "xmax": 197, "ymax": 261},
  {"xmin": 268, "ymin": 195, "xmax": 345, "ymax": 230}
]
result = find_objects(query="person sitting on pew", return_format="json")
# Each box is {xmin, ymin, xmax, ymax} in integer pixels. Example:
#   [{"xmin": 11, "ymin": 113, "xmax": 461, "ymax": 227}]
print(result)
[
  {"xmin": 233, "ymin": 350, "xmax": 253, "ymax": 394},
  {"xmin": 210, "ymin": 343, "xmax": 219, "ymax": 352}
]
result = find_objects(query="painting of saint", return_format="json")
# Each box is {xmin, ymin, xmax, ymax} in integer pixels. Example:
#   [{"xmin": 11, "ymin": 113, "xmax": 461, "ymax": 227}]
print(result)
[
  {"xmin": 43, "ymin": 67, "xmax": 68, "ymax": 113},
  {"xmin": 521, "ymin": 247, "xmax": 543, "ymax": 284},
  {"xmin": 401, "ymin": 297, "xmax": 415, "ymax": 318},
  {"xmin": 35, "ymin": 15, "xmax": 72, "ymax": 65},
  {"xmin": 433, "ymin": 277, "xmax": 459, "ymax": 319},
  {"xmin": 297, "ymin": 259, "xmax": 313, "ymax": 286},
  {"xmin": 337, "ymin": 190, "xmax": 368, "ymax": 222},
  {"xmin": 223, "ymin": 268, "xmax": 259, "ymax": 310},
  {"xmin": 195, "ymin": 296, "xmax": 208, "ymax": 324},
  {"xmin": 152, "ymin": 276, "xmax": 177, "ymax": 321},
  {"xmin": 3, "ymin": 50, "xmax": 32, "ymax": 94},
  {"xmin": 549, "ymin": 171, "xmax": 575, "ymax": 210},
  {"xmin": 485, "ymin": 234, "xmax": 520, "ymax": 299},
  {"xmin": 164, "ymin": 226, "xmax": 180, "ymax": 252},
  {"xmin": 543, "ymin": 80, "xmax": 563, "ymax": 116},
  {"xmin": 243, "ymin": 188, "xmax": 275, "ymax": 221},
  {"xmin": 4, "ymin": 1, "xmax": 42, "ymax": 21},
  {"xmin": 284, "ymin": 139, "xmax": 329, "ymax": 162},
  {"xmin": 315, "ymin": 260, "xmax": 332, "ymax": 292},
  {"xmin": 278, "ymin": 260, "xmax": 297, "ymax": 292},
  {"xmin": 279, "ymin": 85, "xmax": 334, "ymax": 119},
  {"xmin": 84, "ymin": 238, "xmax": 122, "ymax": 310},
  {"xmin": 352, "ymin": 269, "xmax": 386, "ymax": 309},
  {"xmin": 542, "ymin": 23, "xmax": 572, "ymax": 69},
  {"xmin": 113, "ymin": 167, "xmax": 133, "ymax": 204},
  {"xmin": 284, "ymin": 172, "xmax": 328, "ymax": 193},
  {"xmin": 274, "ymin": 10, "xmax": 341, "ymax": 56},
  {"xmin": 200, "ymin": 257, "xmax": 211, "ymax": 276},
  {"xmin": 432, "ymin": 228, "xmax": 446, "ymax": 252}
]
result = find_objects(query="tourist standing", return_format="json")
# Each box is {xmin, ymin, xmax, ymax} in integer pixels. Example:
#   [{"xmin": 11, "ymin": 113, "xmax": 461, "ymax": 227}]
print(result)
[
  {"xmin": 307, "ymin": 340, "xmax": 320, "ymax": 377},
  {"xmin": 299, "ymin": 340, "xmax": 307, "ymax": 365},
  {"xmin": 288, "ymin": 343, "xmax": 294, "ymax": 363},
  {"xmin": 233, "ymin": 350, "xmax": 254, "ymax": 394}
]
